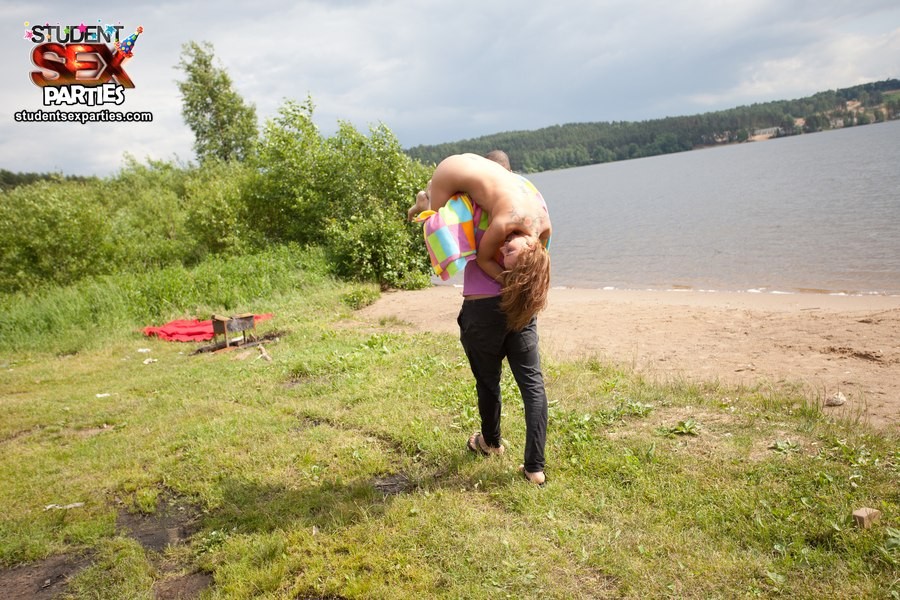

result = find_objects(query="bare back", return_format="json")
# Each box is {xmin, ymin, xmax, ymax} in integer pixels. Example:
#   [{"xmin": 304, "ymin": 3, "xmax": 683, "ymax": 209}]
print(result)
[
  {"xmin": 430, "ymin": 154, "xmax": 549, "ymax": 237},
  {"xmin": 429, "ymin": 153, "xmax": 551, "ymax": 281}
]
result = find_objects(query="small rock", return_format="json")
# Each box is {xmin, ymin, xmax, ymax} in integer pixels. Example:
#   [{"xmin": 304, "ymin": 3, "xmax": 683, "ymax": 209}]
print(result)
[
  {"xmin": 825, "ymin": 391, "xmax": 846, "ymax": 407},
  {"xmin": 852, "ymin": 507, "xmax": 881, "ymax": 529},
  {"xmin": 142, "ymin": 358, "xmax": 158, "ymax": 365}
]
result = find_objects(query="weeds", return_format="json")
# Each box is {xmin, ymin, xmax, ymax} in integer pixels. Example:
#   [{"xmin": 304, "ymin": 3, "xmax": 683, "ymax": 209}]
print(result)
[
  {"xmin": 656, "ymin": 418, "xmax": 700, "ymax": 437},
  {"xmin": 1, "ymin": 264, "xmax": 898, "ymax": 598}
]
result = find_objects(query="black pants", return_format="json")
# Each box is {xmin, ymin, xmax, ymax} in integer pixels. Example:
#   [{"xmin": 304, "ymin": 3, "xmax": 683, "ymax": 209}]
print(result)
[{"xmin": 457, "ymin": 296, "xmax": 548, "ymax": 473}]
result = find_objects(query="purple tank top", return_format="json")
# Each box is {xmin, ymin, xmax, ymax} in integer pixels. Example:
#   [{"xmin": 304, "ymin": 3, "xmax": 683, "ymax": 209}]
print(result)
[{"xmin": 463, "ymin": 260, "xmax": 503, "ymax": 296}]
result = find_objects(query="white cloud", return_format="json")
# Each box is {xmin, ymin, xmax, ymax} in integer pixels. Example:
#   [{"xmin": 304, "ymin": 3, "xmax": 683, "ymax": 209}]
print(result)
[{"xmin": 1, "ymin": 0, "xmax": 897, "ymax": 175}]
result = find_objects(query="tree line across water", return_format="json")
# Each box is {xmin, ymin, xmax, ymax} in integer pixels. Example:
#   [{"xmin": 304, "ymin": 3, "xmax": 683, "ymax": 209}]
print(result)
[{"xmin": 406, "ymin": 79, "xmax": 900, "ymax": 172}]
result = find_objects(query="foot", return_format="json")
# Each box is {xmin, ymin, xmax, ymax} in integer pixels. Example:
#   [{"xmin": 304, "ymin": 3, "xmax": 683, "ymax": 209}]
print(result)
[
  {"xmin": 467, "ymin": 432, "xmax": 505, "ymax": 456},
  {"xmin": 518, "ymin": 465, "xmax": 546, "ymax": 486},
  {"xmin": 408, "ymin": 190, "xmax": 430, "ymax": 221}
]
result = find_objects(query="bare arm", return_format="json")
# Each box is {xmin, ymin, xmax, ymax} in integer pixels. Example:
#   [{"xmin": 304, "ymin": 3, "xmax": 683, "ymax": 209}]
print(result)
[{"xmin": 475, "ymin": 223, "xmax": 507, "ymax": 282}]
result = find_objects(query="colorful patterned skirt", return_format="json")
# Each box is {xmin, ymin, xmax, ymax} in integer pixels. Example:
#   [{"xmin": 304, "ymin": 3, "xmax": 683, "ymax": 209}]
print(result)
[{"xmin": 414, "ymin": 194, "xmax": 489, "ymax": 280}]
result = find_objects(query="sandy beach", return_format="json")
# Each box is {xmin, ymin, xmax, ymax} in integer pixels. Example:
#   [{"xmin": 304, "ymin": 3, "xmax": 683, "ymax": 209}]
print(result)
[{"xmin": 356, "ymin": 286, "xmax": 900, "ymax": 429}]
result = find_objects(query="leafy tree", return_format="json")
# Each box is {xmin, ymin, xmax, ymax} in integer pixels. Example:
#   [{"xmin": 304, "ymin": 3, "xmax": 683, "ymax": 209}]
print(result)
[
  {"xmin": 885, "ymin": 94, "xmax": 900, "ymax": 119},
  {"xmin": 245, "ymin": 98, "xmax": 325, "ymax": 244},
  {"xmin": 779, "ymin": 115, "xmax": 798, "ymax": 135},
  {"xmin": 803, "ymin": 114, "xmax": 828, "ymax": 133},
  {"xmin": 176, "ymin": 41, "xmax": 258, "ymax": 163},
  {"xmin": 247, "ymin": 98, "xmax": 431, "ymax": 288}
]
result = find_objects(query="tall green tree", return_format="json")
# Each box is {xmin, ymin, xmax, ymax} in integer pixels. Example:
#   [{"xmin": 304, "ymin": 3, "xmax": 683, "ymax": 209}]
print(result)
[{"xmin": 176, "ymin": 41, "xmax": 258, "ymax": 163}]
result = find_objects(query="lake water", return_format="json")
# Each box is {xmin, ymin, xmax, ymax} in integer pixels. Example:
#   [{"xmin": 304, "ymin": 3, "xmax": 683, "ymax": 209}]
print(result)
[{"xmin": 526, "ymin": 120, "xmax": 900, "ymax": 295}]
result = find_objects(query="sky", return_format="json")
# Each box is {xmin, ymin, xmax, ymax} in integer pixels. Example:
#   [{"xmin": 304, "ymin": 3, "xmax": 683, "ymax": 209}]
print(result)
[{"xmin": 2, "ymin": 0, "xmax": 899, "ymax": 176}]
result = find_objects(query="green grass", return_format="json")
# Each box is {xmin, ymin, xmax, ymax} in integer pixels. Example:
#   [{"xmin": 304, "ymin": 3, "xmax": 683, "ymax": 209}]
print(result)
[
  {"xmin": 0, "ymin": 244, "xmax": 332, "ymax": 354},
  {"xmin": 1, "ymin": 254, "xmax": 897, "ymax": 598}
]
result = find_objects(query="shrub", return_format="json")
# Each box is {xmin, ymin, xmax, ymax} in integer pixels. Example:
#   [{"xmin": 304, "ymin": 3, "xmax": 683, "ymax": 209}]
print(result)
[
  {"xmin": 248, "ymin": 98, "xmax": 433, "ymax": 287},
  {"xmin": 325, "ymin": 209, "xmax": 430, "ymax": 290},
  {"xmin": 0, "ymin": 179, "xmax": 114, "ymax": 293},
  {"xmin": 0, "ymin": 97, "xmax": 436, "ymax": 294},
  {"xmin": 183, "ymin": 160, "xmax": 256, "ymax": 259},
  {"xmin": 245, "ymin": 98, "xmax": 326, "ymax": 244}
]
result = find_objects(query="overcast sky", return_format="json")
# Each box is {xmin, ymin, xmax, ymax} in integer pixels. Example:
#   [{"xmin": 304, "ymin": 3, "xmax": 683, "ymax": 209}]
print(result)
[{"xmin": 3, "ymin": 0, "xmax": 898, "ymax": 176}]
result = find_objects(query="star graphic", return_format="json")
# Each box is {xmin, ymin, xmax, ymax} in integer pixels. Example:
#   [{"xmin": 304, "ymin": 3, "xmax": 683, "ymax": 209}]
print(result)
[
  {"xmin": 24, "ymin": 30, "xmax": 33, "ymax": 40},
  {"xmin": 105, "ymin": 25, "xmax": 115, "ymax": 36},
  {"xmin": 64, "ymin": 26, "xmax": 71, "ymax": 35},
  {"xmin": 78, "ymin": 23, "xmax": 87, "ymax": 34}
]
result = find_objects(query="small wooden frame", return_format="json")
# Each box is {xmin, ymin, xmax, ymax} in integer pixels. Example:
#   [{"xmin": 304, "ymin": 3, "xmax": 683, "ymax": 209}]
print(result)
[{"xmin": 212, "ymin": 313, "xmax": 257, "ymax": 347}]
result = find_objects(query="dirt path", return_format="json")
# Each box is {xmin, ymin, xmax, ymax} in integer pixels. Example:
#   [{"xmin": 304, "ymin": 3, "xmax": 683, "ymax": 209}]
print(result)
[{"xmin": 357, "ymin": 286, "xmax": 900, "ymax": 429}]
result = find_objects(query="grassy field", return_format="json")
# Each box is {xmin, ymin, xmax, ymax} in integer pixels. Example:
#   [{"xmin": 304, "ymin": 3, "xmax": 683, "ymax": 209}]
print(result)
[{"xmin": 0, "ymin": 251, "xmax": 897, "ymax": 599}]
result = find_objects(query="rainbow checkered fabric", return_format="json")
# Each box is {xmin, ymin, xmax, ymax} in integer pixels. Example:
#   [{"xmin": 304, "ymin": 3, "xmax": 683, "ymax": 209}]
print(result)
[{"xmin": 414, "ymin": 194, "xmax": 489, "ymax": 280}]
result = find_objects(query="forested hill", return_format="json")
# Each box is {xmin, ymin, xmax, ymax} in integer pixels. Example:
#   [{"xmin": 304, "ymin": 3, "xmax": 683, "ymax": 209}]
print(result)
[{"xmin": 406, "ymin": 78, "xmax": 900, "ymax": 172}]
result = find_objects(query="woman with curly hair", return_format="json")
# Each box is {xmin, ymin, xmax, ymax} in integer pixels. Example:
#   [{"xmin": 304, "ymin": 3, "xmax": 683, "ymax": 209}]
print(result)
[
  {"xmin": 498, "ymin": 234, "xmax": 551, "ymax": 331},
  {"xmin": 408, "ymin": 152, "xmax": 552, "ymax": 485}
]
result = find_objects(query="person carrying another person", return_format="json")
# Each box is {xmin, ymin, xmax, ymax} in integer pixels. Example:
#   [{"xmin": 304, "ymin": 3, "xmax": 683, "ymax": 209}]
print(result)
[{"xmin": 408, "ymin": 152, "xmax": 551, "ymax": 485}]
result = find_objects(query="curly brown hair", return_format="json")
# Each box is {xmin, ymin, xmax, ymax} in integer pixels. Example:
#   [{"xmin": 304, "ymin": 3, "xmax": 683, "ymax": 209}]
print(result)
[{"xmin": 500, "ymin": 243, "xmax": 551, "ymax": 331}]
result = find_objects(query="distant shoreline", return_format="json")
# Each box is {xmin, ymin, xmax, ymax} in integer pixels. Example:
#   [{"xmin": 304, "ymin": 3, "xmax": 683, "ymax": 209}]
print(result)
[
  {"xmin": 431, "ymin": 282, "xmax": 900, "ymax": 310},
  {"xmin": 433, "ymin": 280, "xmax": 900, "ymax": 300},
  {"xmin": 552, "ymin": 285, "xmax": 900, "ymax": 299}
]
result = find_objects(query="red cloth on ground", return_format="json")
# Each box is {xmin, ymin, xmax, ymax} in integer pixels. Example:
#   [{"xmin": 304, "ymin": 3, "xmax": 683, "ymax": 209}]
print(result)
[{"xmin": 142, "ymin": 314, "xmax": 273, "ymax": 342}]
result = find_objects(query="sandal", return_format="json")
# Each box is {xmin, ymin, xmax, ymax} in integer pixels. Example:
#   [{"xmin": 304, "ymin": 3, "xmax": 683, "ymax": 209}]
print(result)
[
  {"xmin": 518, "ymin": 465, "xmax": 546, "ymax": 486},
  {"xmin": 467, "ymin": 432, "xmax": 505, "ymax": 456}
]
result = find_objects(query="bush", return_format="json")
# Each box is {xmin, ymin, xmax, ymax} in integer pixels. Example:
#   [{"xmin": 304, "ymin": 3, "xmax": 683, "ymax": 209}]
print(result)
[
  {"xmin": 1, "ymin": 96, "xmax": 436, "ymax": 294},
  {"xmin": 0, "ymin": 179, "xmax": 114, "ymax": 293},
  {"xmin": 247, "ymin": 98, "xmax": 433, "ymax": 287},
  {"xmin": 325, "ymin": 209, "xmax": 430, "ymax": 290},
  {"xmin": 245, "ymin": 98, "xmax": 326, "ymax": 244},
  {"xmin": 183, "ymin": 160, "xmax": 256, "ymax": 259},
  {"xmin": 0, "ymin": 158, "xmax": 202, "ymax": 294},
  {"xmin": 106, "ymin": 158, "xmax": 197, "ymax": 270}
]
